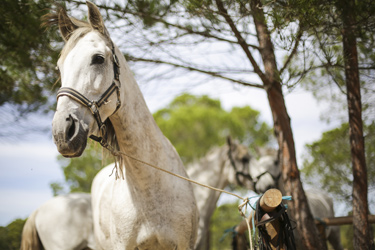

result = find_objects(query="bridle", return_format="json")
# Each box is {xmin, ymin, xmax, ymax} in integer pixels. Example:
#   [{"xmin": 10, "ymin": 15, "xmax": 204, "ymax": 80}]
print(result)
[
  {"xmin": 56, "ymin": 43, "xmax": 121, "ymax": 147},
  {"xmin": 251, "ymin": 163, "xmax": 281, "ymax": 193},
  {"xmin": 227, "ymin": 146, "xmax": 253, "ymax": 186}
]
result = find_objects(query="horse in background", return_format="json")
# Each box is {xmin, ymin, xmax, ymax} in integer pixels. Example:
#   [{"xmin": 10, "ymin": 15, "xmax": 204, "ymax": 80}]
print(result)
[
  {"xmin": 187, "ymin": 138, "xmax": 253, "ymax": 250},
  {"xmin": 20, "ymin": 193, "xmax": 95, "ymax": 250}
]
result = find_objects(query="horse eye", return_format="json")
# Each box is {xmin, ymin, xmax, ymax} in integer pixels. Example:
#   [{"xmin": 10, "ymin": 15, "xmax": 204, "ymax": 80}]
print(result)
[{"xmin": 92, "ymin": 55, "xmax": 105, "ymax": 65}]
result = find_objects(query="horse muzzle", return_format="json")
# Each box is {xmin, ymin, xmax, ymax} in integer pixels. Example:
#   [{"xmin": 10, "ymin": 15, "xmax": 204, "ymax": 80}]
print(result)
[{"xmin": 52, "ymin": 113, "xmax": 88, "ymax": 157}]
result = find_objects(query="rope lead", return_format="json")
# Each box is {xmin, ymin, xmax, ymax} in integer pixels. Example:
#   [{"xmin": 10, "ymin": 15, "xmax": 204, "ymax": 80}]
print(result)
[{"xmin": 102, "ymin": 141, "xmax": 254, "ymax": 249}]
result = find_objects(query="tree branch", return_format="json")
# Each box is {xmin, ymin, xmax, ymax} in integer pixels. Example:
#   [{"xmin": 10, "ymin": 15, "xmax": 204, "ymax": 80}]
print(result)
[
  {"xmin": 68, "ymin": 0, "xmax": 259, "ymax": 49},
  {"xmin": 127, "ymin": 55, "xmax": 264, "ymax": 89},
  {"xmin": 312, "ymin": 27, "xmax": 347, "ymax": 94},
  {"xmin": 279, "ymin": 26, "xmax": 303, "ymax": 76},
  {"xmin": 214, "ymin": 0, "xmax": 267, "ymax": 84}
]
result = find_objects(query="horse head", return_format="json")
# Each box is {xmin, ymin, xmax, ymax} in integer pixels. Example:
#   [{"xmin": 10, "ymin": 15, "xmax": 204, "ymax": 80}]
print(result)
[
  {"xmin": 226, "ymin": 137, "xmax": 252, "ymax": 189},
  {"xmin": 50, "ymin": 2, "xmax": 121, "ymax": 157},
  {"xmin": 249, "ymin": 148, "xmax": 281, "ymax": 193}
]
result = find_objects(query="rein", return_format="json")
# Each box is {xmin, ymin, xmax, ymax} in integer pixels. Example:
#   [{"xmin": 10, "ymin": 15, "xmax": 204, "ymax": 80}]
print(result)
[
  {"xmin": 103, "ymin": 141, "xmax": 248, "ymax": 202},
  {"xmin": 101, "ymin": 140, "xmax": 256, "ymax": 249},
  {"xmin": 56, "ymin": 43, "xmax": 121, "ymax": 147}
]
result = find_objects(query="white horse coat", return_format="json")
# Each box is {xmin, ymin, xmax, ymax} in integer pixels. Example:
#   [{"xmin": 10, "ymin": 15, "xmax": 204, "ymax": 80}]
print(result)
[
  {"xmin": 20, "ymin": 193, "xmax": 95, "ymax": 250},
  {"xmin": 50, "ymin": 2, "xmax": 198, "ymax": 249}
]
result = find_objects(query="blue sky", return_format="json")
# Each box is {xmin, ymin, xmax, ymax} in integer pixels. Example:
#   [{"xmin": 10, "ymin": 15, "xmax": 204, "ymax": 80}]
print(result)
[
  {"xmin": 0, "ymin": 139, "xmax": 63, "ymax": 225},
  {"xmin": 0, "ymin": 83, "xmax": 345, "ymax": 226}
]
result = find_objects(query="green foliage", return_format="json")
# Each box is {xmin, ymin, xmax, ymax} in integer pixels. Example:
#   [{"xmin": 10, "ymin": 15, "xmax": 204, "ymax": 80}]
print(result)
[
  {"xmin": 340, "ymin": 224, "xmax": 354, "ymax": 250},
  {"xmin": 210, "ymin": 202, "xmax": 244, "ymax": 250},
  {"xmin": 153, "ymin": 93, "xmax": 273, "ymax": 163},
  {"xmin": 0, "ymin": 218, "xmax": 26, "ymax": 250},
  {"xmin": 0, "ymin": 0, "xmax": 61, "ymax": 113},
  {"xmin": 277, "ymin": 0, "xmax": 375, "ymax": 124},
  {"xmin": 339, "ymin": 222, "xmax": 375, "ymax": 250},
  {"xmin": 50, "ymin": 182, "xmax": 65, "ymax": 196},
  {"xmin": 125, "ymin": 0, "xmax": 179, "ymax": 27},
  {"xmin": 302, "ymin": 122, "xmax": 375, "ymax": 204}
]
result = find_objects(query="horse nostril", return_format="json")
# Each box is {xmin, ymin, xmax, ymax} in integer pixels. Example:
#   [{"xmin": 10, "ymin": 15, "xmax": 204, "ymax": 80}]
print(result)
[{"xmin": 66, "ymin": 115, "xmax": 76, "ymax": 141}]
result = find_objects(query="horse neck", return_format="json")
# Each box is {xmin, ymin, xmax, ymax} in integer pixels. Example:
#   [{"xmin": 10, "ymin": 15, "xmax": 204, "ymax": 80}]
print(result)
[
  {"xmin": 109, "ymin": 51, "xmax": 184, "ymax": 183},
  {"xmin": 188, "ymin": 146, "xmax": 230, "ymax": 189},
  {"xmin": 187, "ymin": 147, "xmax": 230, "ymax": 216}
]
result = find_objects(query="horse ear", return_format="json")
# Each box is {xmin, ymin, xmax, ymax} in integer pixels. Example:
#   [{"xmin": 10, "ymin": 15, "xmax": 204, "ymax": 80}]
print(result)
[
  {"xmin": 226, "ymin": 136, "xmax": 232, "ymax": 146},
  {"xmin": 86, "ymin": 1, "xmax": 110, "ymax": 37},
  {"xmin": 226, "ymin": 136, "xmax": 234, "ymax": 150},
  {"xmin": 58, "ymin": 8, "xmax": 78, "ymax": 42}
]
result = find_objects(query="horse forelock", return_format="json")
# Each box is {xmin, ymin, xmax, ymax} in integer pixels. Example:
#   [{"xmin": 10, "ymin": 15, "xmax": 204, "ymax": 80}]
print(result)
[
  {"xmin": 235, "ymin": 144, "xmax": 251, "ymax": 162},
  {"xmin": 59, "ymin": 26, "xmax": 91, "ymax": 62}
]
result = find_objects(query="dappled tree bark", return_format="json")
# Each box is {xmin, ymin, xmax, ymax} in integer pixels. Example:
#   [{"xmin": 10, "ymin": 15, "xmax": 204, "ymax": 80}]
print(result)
[
  {"xmin": 247, "ymin": 0, "xmax": 326, "ymax": 249},
  {"xmin": 340, "ymin": 0, "xmax": 373, "ymax": 248}
]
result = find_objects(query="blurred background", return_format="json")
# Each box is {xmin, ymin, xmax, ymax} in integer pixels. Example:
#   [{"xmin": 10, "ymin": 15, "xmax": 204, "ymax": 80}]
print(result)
[{"xmin": 0, "ymin": 0, "xmax": 374, "ymax": 249}]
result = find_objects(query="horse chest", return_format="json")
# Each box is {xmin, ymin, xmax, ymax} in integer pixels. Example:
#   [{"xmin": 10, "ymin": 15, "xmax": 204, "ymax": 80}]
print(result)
[{"xmin": 108, "ymin": 181, "xmax": 192, "ymax": 249}]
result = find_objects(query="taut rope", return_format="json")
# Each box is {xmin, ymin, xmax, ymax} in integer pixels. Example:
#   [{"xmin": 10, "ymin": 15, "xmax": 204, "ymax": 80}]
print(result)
[
  {"xmin": 102, "ymin": 142, "xmax": 254, "ymax": 249},
  {"xmin": 107, "ymin": 144, "xmax": 246, "ymax": 201}
]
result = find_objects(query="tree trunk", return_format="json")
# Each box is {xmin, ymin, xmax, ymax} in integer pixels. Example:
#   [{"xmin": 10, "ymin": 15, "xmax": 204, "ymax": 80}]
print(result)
[
  {"xmin": 340, "ymin": 0, "xmax": 373, "ymax": 249},
  {"xmin": 249, "ymin": 1, "xmax": 326, "ymax": 249}
]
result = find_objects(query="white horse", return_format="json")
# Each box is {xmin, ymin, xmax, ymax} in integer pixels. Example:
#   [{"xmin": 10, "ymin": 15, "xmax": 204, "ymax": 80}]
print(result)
[
  {"xmin": 20, "ymin": 193, "xmax": 95, "ymax": 250},
  {"xmin": 187, "ymin": 139, "xmax": 253, "ymax": 250},
  {"xmin": 49, "ymin": 2, "xmax": 198, "ymax": 249},
  {"xmin": 19, "ymin": 139, "xmax": 250, "ymax": 250},
  {"xmin": 249, "ymin": 152, "xmax": 344, "ymax": 250}
]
